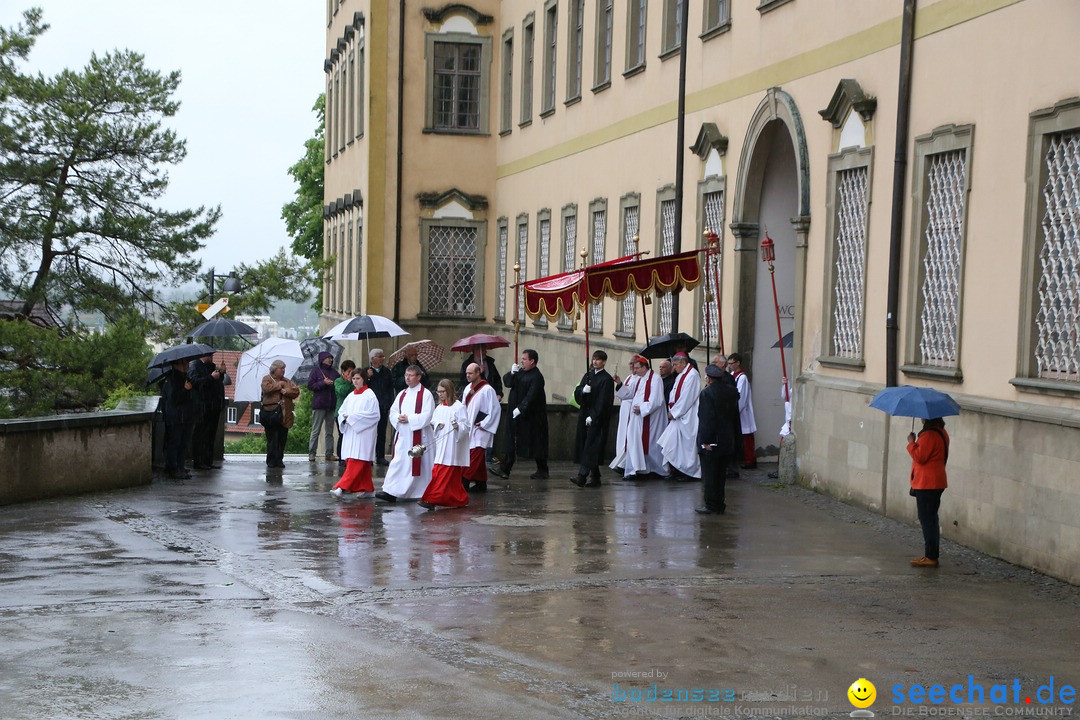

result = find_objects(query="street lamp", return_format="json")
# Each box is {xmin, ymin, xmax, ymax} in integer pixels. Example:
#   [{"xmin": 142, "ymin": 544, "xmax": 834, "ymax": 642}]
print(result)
[
  {"xmin": 759, "ymin": 233, "xmax": 790, "ymax": 404},
  {"xmin": 206, "ymin": 267, "xmax": 242, "ymax": 302}
]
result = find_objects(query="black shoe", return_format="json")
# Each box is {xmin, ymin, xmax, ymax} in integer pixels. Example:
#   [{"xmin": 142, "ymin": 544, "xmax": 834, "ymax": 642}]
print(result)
[
  {"xmin": 466, "ymin": 482, "xmax": 487, "ymax": 493},
  {"xmin": 375, "ymin": 491, "xmax": 397, "ymax": 503},
  {"xmin": 676, "ymin": 474, "xmax": 700, "ymax": 482},
  {"xmin": 695, "ymin": 506, "xmax": 724, "ymax": 515},
  {"xmin": 417, "ymin": 500, "xmax": 436, "ymax": 510},
  {"xmin": 489, "ymin": 465, "xmax": 510, "ymax": 479},
  {"xmin": 192, "ymin": 464, "xmax": 210, "ymax": 470},
  {"xmin": 376, "ymin": 458, "xmax": 389, "ymax": 466},
  {"xmin": 584, "ymin": 479, "xmax": 601, "ymax": 487},
  {"xmin": 767, "ymin": 470, "xmax": 780, "ymax": 479},
  {"xmin": 726, "ymin": 468, "xmax": 740, "ymax": 479},
  {"xmin": 570, "ymin": 475, "xmax": 587, "ymax": 487},
  {"xmin": 530, "ymin": 471, "xmax": 549, "ymax": 479},
  {"xmin": 210, "ymin": 464, "xmax": 222, "ymax": 469}
]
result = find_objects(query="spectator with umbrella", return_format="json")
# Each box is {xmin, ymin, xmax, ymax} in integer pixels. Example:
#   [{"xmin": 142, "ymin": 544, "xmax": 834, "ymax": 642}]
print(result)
[
  {"xmin": 161, "ymin": 359, "xmax": 194, "ymax": 479},
  {"xmin": 307, "ymin": 351, "xmax": 340, "ymax": 462},
  {"xmin": 188, "ymin": 352, "xmax": 229, "ymax": 470},
  {"xmin": 390, "ymin": 340, "xmax": 442, "ymax": 393},
  {"xmin": 261, "ymin": 360, "xmax": 301, "ymax": 469}
]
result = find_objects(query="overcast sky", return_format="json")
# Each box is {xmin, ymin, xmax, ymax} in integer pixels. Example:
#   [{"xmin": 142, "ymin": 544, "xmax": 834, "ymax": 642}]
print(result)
[{"xmin": 0, "ymin": 1, "xmax": 326, "ymax": 278}]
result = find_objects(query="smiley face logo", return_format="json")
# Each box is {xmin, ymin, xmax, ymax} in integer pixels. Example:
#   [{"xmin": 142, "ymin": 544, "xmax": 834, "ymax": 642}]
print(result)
[{"xmin": 847, "ymin": 678, "xmax": 877, "ymax": 709}]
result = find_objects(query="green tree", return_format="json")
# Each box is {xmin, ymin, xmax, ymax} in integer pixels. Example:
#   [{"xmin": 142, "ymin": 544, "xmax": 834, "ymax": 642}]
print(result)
[
  {"xmin": 281, "ymin": 95, "xmax": 328, "ymax": 311},
  {"xmin": 0, "ymin": 8, "xmax": 219, "ymax": 322}
]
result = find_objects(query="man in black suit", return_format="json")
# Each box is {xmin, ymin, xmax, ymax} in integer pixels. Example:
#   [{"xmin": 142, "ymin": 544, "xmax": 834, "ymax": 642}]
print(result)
[
  {"xmin": 696, "ymin": 364, "xmax": 741, "ymax": 514},
  {"xmin": 570, "ymin": 350, "xmax": 615, "ymax": 487}
]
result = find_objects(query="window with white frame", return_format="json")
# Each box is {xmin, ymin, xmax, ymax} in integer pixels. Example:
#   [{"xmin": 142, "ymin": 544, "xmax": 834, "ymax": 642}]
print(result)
[
  {"xmin": 501, "ymin": 29, "xmax": 513, "ymax": 134},
  {"xmin": 661, "ymin": 0, "xmax": 684, "ymax": 56},
  {"xmin": 425, "ymin": 28, "xmax": 492, "ymax": 135},
  {"xmin": 699, "ymin": 185, "xmax": 725, "ymax": 348},
  {"xmin": 521, "ymin": 16, "xmax": 534, "ymax": 125},
  {"xmin": 1018, "ymin": 99, "xmax": 1080, "ymax": 388},
  {"xmin": 595, "ymin": 0, "xmax": 613, "ymax": 89},
  {"xmin": 657, "ymin": 196, "xmax": 676, "ymax": 335},
  {"xmin": 496, "ymin": 219, "xmax": 509, "ymax": 322},
  {"xmin": 626, "ymin": 0, "xmax": 647, "ymax": 72},
  {"xmin": 559, "ymin": 205, "xmax": 578, "ymax": 330},
  {"xmin": 541, "ymin": 0, "xmax": 558, "ymax": 116},
  {"xmin": 617, "ymin": 196, "xmax": 640, "ymax": 336},
  {"xmin": 566, "ymin": 0, "xmax": 584, "ymax": 101},
  {"xmin": 702, "ymin": 0, "xmax": 730, "ymax": 37},
  {"xmin": 355, "ymin": 24, "xmax": 365, "ymax": 139},
  {"xmin": 905, "ymin": 125, "xmax": 973, "ymax": 377},
  {"xmin": 589, "ymin": 201, "xmax": 607, "ymax": 332},
  {"xmin": 820, "ymin": 147, "xmax": 871, "ymax": 365},
  {"xmin": 227, "ymin": 406, "xmax": 237, "ymax": 424}
]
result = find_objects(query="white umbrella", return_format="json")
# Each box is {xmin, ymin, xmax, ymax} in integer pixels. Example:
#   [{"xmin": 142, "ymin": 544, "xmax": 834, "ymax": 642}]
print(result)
[
  {"xmin": 234, "ymin": 337, "xmax": 304, "ymax": 402},
  {"xmin": 323, "ymin": 314, "xmax": 409, "ymax": 341}
]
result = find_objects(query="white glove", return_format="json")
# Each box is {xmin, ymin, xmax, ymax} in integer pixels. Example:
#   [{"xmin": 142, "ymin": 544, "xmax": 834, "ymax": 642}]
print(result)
[
  {"xmin": 585, "ymin": 416, "xmax": 593, "ymax": 427},
  {"xmin": 582, "ymin": 384, "xmax": 591, "ymax": 394},
  {"xmin": 512, "ymin": 408, "xmax": 522, "ymax": 419},
  {"xmin": 511, "ymin": 363, "xmax": 520, "ymax": 374}
]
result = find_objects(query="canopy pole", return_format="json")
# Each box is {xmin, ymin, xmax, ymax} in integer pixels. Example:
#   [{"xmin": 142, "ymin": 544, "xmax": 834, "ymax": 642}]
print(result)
[
  {"xmin": 580, "ymin": 247, "xmax": 590, "ymax": 368},
  {"xmin": 513, "ymin": 263, "xmax": 521, "ymax": 360}
]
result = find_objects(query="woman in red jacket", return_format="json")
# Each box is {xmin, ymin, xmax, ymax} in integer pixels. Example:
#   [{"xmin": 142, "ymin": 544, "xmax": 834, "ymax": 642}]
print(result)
[{"xmin": 907, "ymin": 417, "xmax": 949, "ymax": 568}]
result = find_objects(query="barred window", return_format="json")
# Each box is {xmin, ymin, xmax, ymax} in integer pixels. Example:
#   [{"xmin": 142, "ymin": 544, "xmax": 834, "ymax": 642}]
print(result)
[
  {"xmin": 658, "ymin": 198, "xmax": 676, "ymax": 335},
  {"xmin": 496, "ymin": 221, "xmax": 508, "ymax": 321},
  {"xmin": 1034, "ymin": 131, "xmax": 1080, "ymax": 382},
  {"xmin": 539, "ymin": 217, "xmax": 551, "ymax": 277},
  {"xmin": 517, "ymin": 219, "xmax": 529, "ymax": 317},
  {"xmin": 559, "ymin": 210, "xmax": 578, "ymax": 329},
  {"xmin": 831, "ymin": 167, "xmax": 868, "ymax": 359},
  {"xmin": 618, "ymin": 204, "xmax": 640, "ymax": 334},
  {"xmin": 428, "ymin": 225, "xmax": 478, "ymax": 315},
  {"xmin": 590, "ymin": 208, "xmax": 607, "ymax": 330},
  {"xmin": 434, "ymin": 42, "xmax": 482, "ymax": 130},
  {"xmin": 700, "ymin": 190, "xmax": 725, "ymax": 347},
  {"xmin": 917, "ymin": 150, "xmax": 967, "ymax": 368}
]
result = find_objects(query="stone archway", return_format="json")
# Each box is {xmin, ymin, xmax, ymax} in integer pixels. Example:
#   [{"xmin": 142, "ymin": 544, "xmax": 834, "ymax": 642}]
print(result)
[{"xmin": 729, "ymin": 88, "xmax": 811, "ymax": 459}]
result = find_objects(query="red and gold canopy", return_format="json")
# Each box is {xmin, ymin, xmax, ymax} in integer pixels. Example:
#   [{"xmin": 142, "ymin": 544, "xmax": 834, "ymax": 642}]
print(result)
[{"xmin": 523, "ymin": 249, "xmax": 703, "ymax": 320}]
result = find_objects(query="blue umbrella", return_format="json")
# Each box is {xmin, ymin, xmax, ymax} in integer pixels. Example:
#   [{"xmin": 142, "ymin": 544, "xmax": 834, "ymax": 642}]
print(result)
[{"xmin": 869, "ymin": 386, "xmax": 960, "ymax": 419}]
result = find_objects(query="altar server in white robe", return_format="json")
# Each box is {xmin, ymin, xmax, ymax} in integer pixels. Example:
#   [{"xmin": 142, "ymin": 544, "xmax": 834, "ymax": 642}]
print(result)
[
  {"xmin": 331, "ymin": 371, "xmax": 381, "ymax": 498},
  {"xmin": 610, "ymin": 357, "xmax": 643, "ymax": 471},
  {"xmin": 657, "ymin": 352, "xmax": 702, "ymax": 479},
  {"xmin": 621, "ymin": 357, "xmax": 668, "ymax": 477},
  {"xmin": 462, "ymin": 363, "xmax": 502, "ymax": 492},
  {"xmin": 377, "ymin": 365, "xmax": 435, "ymax": 501},
  {"xmin": 419, "ymin": 379, "xmax": 471, "ymax": 509}
]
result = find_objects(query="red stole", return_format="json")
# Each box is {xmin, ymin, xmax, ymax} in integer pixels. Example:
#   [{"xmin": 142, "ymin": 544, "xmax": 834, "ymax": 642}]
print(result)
[
  {"xmin": 465, "ymin": 379, "xmax": 488, "ymax": 407},
  {"xmin": 398, "ymin": 386, "xmax": 424, "ymax": 475},
  {"xmin": 640, "ymin": 371, "xmax": 654, "ymax": 447},
  {"xmin": 669, "ymin": 368, "xmax": 691, "ymax": 409}
]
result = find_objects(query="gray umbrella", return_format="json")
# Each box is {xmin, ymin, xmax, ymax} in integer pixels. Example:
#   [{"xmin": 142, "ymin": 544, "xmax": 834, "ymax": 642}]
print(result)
[
  {"xmin": 147, "ymin": 342, "xmax": 216, "ymax": 369},
  {"xmin": 187, "ymin": 317, "xmax": 258, "ymax": 338},
  {"xmin": 291, "ymin": 337, "xmax": 345, "ymax": 382}
]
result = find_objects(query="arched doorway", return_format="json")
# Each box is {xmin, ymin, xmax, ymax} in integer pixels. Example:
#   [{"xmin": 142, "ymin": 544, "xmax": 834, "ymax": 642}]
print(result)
[{"xmin": 730, "ymin": 88, "xmax": 811, "ymax": 460}]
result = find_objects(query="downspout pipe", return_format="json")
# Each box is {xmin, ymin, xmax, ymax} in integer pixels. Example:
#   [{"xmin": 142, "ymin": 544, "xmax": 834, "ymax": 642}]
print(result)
[
  {"xmin": 393, "ymin": 0, "xmax": 406, "ymax": 322},
  {"xmin": 885, "ymin": 0, "xmax": 917, "ymax": 387},
  {"xmin": 671, "ymin": 0, "xmax": 691, "ymax": 333}
]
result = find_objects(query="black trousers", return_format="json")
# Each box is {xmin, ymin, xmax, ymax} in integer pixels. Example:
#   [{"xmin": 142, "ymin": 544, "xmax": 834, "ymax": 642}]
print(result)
[
  {"xmin": 914, "ymin": 489, "xmax": 945, "ymax": 560},
  {"xmin": 164, "ymin": 421, "xmax": 193, "ymax": 473},
  {"xmin": 265, "ymin": 424, "xmax": 288, "ymax": 467},
  {"xmin": 191, "ymin": 408, "xmax": 220, "ymax": 467},
  {"xmin": 375, "ymin": 407, "xmax": 389, "ymax": 461},
  {"xmin": 700, "ymin": 450, "xmax": 729, "ymax": 512},
  {"xmin": 501, "ymin": 428, "xmax": 548, "ymax": 474}
]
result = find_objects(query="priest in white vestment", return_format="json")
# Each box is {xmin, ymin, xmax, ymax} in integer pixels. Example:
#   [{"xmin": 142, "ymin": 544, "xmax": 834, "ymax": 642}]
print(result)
[
  {"xmin": 610, "ymin": 357, "xmax": 642, "ymax": 471},
  {"xmin": 657, "ymin": 352, "xmax": 702, "ymax": 479},
  {"xmin": 378, "ymin": 364, "xmax": 435, "ymax": 501},
  {"xmin": 462, "ymin": 363, "xmax": 502, "ymax": 491},
  {"xmin": 621, "ymin": 359, "xmax": 668, "ymax": 477}
]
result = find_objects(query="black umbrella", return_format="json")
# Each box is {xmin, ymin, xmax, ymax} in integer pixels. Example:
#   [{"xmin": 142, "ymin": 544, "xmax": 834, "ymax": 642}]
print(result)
[
  {"xmin": 291, "ymin": 337, "xmax": 345, "ymax": 382},
  {"xmin": 147, "ymin": 343, "xmax": 216, "ymax": 369},
  {"xmin": 640, "ymin": 332, "xmax": 700, "ymax": 359},
  {"xmin": 187, "ymin": 317, "xmax": 258, "ymax": 338}
]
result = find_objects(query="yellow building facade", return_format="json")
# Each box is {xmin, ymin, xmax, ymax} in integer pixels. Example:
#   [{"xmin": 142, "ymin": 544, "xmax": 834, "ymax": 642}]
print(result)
[{"xmin": 324, "ymin": 0, "xmax": 1080, "ymax": 582}]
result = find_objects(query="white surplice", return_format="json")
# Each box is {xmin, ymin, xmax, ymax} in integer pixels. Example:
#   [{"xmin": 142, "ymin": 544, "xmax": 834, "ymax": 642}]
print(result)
[
  {"xmin": 382, "ymin": 384, "xmax": 435, "ymax": 498},
  {"xmin": 430, "ymin": 401, "xmax": 470, "ymax": 467},
  {"xmin": 657, "ymin": 365, "xmax": 702, "ymax": 478},
  {"xmin": 464, "ymin": 380, "xmax": 501, "ymax": 450},
  {"xmin": 609, "ymin": 375, "xmax": 640, "ymax": 469},
  {"xmin": 621, "ymin": 370, "xmax": 668, "ymax": 476},
  {"xmin": 733, "ymin": 370, "xmax": 757, "ymax": 434},
  {"xmin": 337, "ymin": 386, "xmax": 380, "ymax": 461}
]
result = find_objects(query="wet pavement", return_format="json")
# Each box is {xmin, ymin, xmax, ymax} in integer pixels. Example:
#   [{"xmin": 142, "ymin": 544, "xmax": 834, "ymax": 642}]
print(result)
[{"xmin": 1, "ymin": 456, "xmax": 1079, "ymax": 719}]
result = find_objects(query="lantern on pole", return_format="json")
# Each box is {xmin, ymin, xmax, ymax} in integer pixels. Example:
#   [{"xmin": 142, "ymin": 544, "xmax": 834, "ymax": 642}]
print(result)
[{"xmin": 760, "ymin": 233, "xmax": 790, "ymax": 403}]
